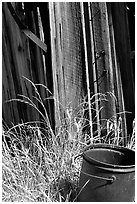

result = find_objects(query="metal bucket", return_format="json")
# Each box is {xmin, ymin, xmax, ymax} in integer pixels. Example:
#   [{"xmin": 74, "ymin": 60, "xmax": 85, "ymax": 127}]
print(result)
[{"xmin": 78, "ymin": 144, "xmax": 135, "ymax": 202}]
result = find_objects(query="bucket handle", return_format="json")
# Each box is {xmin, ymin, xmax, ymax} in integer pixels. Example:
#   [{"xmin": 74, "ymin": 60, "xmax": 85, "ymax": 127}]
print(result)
[
  {"xmin": 74, "ymin": 154, "xmax": 116, "ymax": 184},
  {"xmin": 81, "ymin": 171, "xmax": 116, "ymax": 184}
]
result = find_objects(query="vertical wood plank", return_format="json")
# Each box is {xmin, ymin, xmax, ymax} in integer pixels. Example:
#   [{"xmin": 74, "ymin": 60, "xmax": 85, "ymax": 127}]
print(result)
[
  {"xmin": 107, "ymin": 3, "xmax": 127, "ymax": 144},
  {"xmin": 111, "ymin": 3, "xmax": 134, "ymax": 135},
  {"xmin": 49, "ymin": 2, "xmax": 86, "ymax": 128},
  {"xmin": 90, "ymin": 2, "xmax": 117, "ymax": 123}
]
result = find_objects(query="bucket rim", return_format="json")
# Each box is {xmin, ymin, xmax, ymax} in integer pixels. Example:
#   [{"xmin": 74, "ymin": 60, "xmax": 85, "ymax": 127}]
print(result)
[{"xmin": 83, "ymin": 144, "xmax": 135, "ymax": 170}]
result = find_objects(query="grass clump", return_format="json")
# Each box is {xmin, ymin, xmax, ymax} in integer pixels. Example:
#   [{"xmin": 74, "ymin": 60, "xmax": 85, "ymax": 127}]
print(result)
[
  {"xmin": 2, "ymin": 100, "xmax": 90, "ymax": 202},
  {"xmin": 2, "ymin": 78, "xmax": 135, "ymax": 202},
  {"xmin": 2, "ymin": 121, "xmax": 86, "ymax": 202}
]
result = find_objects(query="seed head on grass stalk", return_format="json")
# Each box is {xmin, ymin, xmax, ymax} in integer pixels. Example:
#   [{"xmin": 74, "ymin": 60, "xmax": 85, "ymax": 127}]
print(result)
[{"xmin": 6, "ymin": 77, "xmax": 56, "ymax": 142}]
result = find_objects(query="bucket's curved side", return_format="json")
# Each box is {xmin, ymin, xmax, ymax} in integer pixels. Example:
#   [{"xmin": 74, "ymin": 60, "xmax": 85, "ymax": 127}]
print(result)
[{"xmin": 78, "ymin": 159, "xmax": 135, "ymax": 202}]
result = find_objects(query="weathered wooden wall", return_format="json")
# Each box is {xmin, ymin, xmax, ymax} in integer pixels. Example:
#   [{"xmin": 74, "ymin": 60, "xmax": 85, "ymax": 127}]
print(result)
[
  {"xmin": 2, "ymin": 2, "xmax": 134, "ymax": 140},
  {"xmin": 79, "ymin": 2, "xmax": 134, "ymax": 141},
  {"xmin": 2, "ymin": 2, "xmax": 54, "ymax": 128}
]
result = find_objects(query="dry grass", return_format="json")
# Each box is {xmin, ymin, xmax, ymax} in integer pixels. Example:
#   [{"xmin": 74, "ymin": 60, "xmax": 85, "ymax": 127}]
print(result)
[
  {"xmin": 2, "ymin": 97, "xmax": 88, "ymax": 202},
  {"xmin": 2, "ymin": 78, "xmax": 135, "ymax": 202}
]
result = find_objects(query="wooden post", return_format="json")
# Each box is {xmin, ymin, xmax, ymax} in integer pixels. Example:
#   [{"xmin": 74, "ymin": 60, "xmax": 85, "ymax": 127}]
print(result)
[
  {"xmin": 107, "ymin": 3, "xmax": 127, "ymax": 144},
  {"xmin": 48, "ymin": 2, "xmax": 62, "ymax": 128},
  {"xmin": 49, "ymin": 2, "xmax": 86, "ymax": 129},
  {"xmin": 88, "ymin": 2, "xmax": 101, "ymax": 137},
  {"xmin": 80, "ymin": 2, "xmax": 93, "ymax": 140}
]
